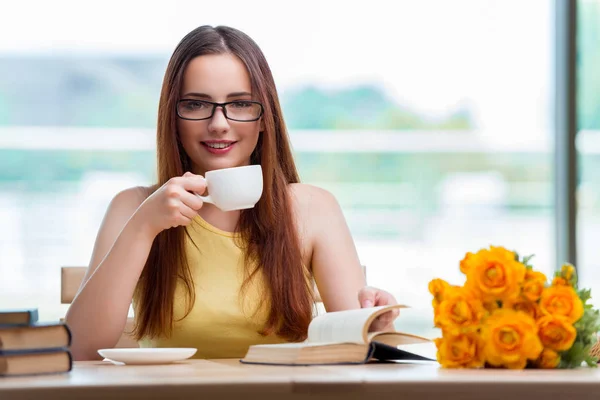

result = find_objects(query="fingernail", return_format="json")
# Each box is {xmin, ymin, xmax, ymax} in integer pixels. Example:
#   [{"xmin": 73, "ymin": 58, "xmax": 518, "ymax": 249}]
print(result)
[{"xmin": 363, "ymin": 300, "xmax": 374, "ymax": 308}]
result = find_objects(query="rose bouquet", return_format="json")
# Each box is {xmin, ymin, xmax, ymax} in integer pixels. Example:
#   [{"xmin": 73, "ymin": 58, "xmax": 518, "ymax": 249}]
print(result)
[{"xmin": 429, "ymin": 246, "xmax": 600, "ymax": 369}]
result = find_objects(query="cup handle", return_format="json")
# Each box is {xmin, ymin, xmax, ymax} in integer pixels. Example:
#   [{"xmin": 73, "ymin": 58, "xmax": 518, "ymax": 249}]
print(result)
[{"xmin": 195, "ymin": 193, "xmax": 214, "ymax": 205}]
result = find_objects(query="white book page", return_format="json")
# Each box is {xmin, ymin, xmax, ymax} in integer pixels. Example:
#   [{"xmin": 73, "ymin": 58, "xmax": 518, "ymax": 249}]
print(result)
[
  {"xmin": 249, "ymin": 342, "xmax": 340, "ymax": 349},
  {"xmin": 307, "ymin": 306, "xmax": 396, "ymax": 344}
]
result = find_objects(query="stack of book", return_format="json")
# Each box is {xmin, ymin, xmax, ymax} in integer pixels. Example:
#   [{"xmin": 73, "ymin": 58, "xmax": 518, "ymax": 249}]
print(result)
[{"xmin": 0, "ymin": 309, "xmax": 72, "ymax": 377}]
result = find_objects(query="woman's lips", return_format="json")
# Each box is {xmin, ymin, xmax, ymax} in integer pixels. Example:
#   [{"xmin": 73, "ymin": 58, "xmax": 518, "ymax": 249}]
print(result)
[{"xmin": 201, "ymin": 141, "xmax": 236, "ymax": 155}]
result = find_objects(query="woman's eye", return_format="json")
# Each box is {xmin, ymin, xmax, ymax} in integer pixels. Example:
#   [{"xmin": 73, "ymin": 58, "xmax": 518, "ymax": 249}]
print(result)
[
  {"xmin": 231, "ymin": 101, "xmax": 252, "ymax": 108},
  {"xmin": 184, "ymin": 101, "xmax": 208, "ymax": 110}
]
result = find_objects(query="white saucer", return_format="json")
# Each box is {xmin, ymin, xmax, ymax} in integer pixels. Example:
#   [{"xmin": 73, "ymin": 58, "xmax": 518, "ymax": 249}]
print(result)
[{"xmin": 98, "ymin": 348, "xmax": 197, "ymax": 365}]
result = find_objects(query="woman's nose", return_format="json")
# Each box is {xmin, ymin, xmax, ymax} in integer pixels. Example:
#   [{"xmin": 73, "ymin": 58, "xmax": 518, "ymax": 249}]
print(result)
[{"xmin": 207, "ymin": 106, "xmax": 230, "ymax": 134}]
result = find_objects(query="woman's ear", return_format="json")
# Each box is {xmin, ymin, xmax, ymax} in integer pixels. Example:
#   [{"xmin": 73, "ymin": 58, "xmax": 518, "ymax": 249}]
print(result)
[{"xmin": 259, "ymin": 118, "xmax": 265, "ymax": 133}]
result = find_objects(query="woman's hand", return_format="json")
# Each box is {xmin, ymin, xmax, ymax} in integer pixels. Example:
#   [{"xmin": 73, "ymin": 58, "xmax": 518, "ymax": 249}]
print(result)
[
  {"xmin": 135, "ymin": 171, "xmax": 207, "ymax": 238},
  {"xmin": 358, "ymin": 286, "xmax": 400, "ymax": 332}
]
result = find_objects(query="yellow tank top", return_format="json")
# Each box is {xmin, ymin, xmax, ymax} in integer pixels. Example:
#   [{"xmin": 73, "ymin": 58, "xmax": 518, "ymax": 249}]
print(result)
[{"xmin": 139, "ymin": 215, "xmax": 287, "ymax": 358}]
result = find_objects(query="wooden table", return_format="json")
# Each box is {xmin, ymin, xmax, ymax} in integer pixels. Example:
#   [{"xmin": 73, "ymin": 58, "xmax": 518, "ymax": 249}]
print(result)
[{"xmin": 1, "ymin": 359, "xmax": 599, "ymax": 400}]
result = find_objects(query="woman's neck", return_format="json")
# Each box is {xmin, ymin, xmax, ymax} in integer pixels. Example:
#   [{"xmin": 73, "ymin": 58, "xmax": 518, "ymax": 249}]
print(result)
[{"xmin": 197, "ymin": 204, "xmax": 240, "ymax": 233}]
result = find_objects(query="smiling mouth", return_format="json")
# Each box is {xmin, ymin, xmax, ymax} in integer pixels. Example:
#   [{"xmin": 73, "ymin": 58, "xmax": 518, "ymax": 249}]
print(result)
[{"xmin": 202, "ymin": 141, "xmax": 236, "ymax": 149}]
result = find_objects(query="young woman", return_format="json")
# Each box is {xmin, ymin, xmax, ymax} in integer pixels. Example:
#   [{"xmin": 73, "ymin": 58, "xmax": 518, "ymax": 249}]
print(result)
[{"xmin": 65, "ymin": 25, "xmax": 399, "ymax": 360}]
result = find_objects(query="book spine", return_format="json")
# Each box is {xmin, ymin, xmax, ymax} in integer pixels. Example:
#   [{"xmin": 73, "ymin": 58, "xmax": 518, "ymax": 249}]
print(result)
[
  {"xmin": 0, "ymin": 347, "xmax": 72, "ymax": 356},
  {"xmin": 64, "ymin": 322, "xmax": 73, "ymax": 347},
  {"xmin": 66, "ymin": 349, "xmax": 73, "ymax": 372}
]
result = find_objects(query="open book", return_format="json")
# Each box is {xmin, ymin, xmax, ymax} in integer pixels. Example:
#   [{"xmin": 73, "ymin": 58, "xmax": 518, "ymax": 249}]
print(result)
[{"xmin": 241, "ymin": 305, "xmax": 435, "ymax": 365}]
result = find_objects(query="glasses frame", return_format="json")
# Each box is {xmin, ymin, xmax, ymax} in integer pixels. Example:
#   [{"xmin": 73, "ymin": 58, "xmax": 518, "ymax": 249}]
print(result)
[{"xmin": 176, "ymin": 99, "xmax": 264, "ymax": 122}]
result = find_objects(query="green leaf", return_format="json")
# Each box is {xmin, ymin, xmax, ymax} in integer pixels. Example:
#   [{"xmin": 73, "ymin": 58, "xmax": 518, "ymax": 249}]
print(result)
[
  {"xmin": 585, "ymin": 353, "xmax": 598, "ymax": 367},
  {"xmin": 579, "ymin": 288, "xmax": 592, "ymax": 304},
  {"xmin": 558, "ymin": 284, "xmax": 600, "ymax": 368},
  {"xmin": 522, "ymin": 254, "xmax": 535, "ymax": 266},
  {"xmin": 560, "ymin": 341, "xmax": 587, "ymax": 368}
]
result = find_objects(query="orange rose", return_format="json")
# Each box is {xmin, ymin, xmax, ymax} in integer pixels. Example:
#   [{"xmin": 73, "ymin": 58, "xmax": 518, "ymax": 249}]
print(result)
[
  {"xmin": 481, "ymin": 309, "xmax": 543, "ymax": 369},
  {"xmin": 522, "ymin": 270, "xmax": 547, "ymax": 302},
  {"xmin": 460, "ymin": 252, "xmax": 478, "ymax": 275},
  {"xmin": 429, "ymin": 278, "xmax": 450, "ymax": 309},
  {"xmin": 552, "ymin": 277, "xmax": 568, "ymax": 287},
  {"xmin": 560, "ymin": 264, "xmax": 575, "ymax": 282},
  {"xmin": 489, "ymin": 246, "xmax": 517, "ymax": 262},
  {"xmin": 539, "ymin": 285, "xmax": 584, "ymax": 323},
  {"xmin": 434, "ymin": 332, "xmax": 485, "ymax": 369},
  {"xmin": 536, "ymin": 348, "xmax": 561, "ymax": 369},
  {"xmin": 537, "ymin": 315, "xmax": 577, "ymax": 351},
  {"xmin": 483, "ymin": 300, "xmax": 500, "ymax": 313},
  {"xmin": 464, "ymin": 250, "xmax": 526, "ymax": 303},
  {"xmin": 504, "ymin": 297, "xmax": 540, "ymax": 320},
  {"xmin": 460, "ymin": 247, "xmax": 516, "ymax": 276},
  {"xmin": 434, "ymin": 287, "xmax": 485, "ymax": 334}
]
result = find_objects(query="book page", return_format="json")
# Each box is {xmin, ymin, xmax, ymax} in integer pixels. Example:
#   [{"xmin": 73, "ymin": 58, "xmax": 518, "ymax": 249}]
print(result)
[
  {"xmin": 367, "ymin": 331, "xmax": 431, "ymax": 346},
  {"xmin": 247, "ymin": 342, "xmax": 342, "ymax": 349},
  {"xmin": 307, "ymin": 305, "xmax": 407, "ymax": 344}
]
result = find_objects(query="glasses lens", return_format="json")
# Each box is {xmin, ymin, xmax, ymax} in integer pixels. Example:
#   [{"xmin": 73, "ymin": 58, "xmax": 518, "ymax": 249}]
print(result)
[
  {"xmin": 178, "ymin": 100, "xmax": 213, "ymax": 120},
  {"xmin": 225, "ymin": 101, "xmax": 262, "ymax": 121}
]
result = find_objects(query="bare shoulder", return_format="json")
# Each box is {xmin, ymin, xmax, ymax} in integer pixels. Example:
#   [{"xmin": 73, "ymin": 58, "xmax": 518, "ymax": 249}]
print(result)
[
  {"xmin": 91, "ymin": 185, "xmax": 153, "ymax": 249},
  {"xmin": 287, "ymin": 183, "xmax": 353, "ymax": 270},
  {"xmin": 84, "ymin": 185, "xmax": 155, "ymax": 274},
  {"xmin": 107, "ymin": 185, "xmax": 153, "ymax": 217},
  {"xmin": 112, "ymin": 185, "xmax": 152, "ymax": 206},
  {"xmin": 287, "ymin": 183, "xmax": 342, "ymax": 224},
  {"xmin": 288, "ymin": 183, "xmax": 339, "ymax": 209}
]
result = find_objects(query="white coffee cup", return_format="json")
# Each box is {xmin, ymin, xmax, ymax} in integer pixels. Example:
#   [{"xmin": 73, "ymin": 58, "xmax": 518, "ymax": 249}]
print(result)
[{"xmin": 196, "ymin": 165, "xmax": 263, "ymax": 212}]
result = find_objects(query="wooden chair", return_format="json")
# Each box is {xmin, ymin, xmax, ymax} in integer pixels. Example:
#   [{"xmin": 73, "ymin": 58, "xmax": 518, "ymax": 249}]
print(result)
[{"xmin": 61, "ymin": 266, "xmax": 139, "ymax": 348}]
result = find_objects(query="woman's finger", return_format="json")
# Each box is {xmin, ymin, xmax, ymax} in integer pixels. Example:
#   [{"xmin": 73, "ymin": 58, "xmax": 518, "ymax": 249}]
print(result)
[
  {"xmin": 180, "ymin": 191, "xmax": 204, "ymax": 211},
  {"xmin": 179, "ymin": 203, "xmax": 197, "ymax": 221}
]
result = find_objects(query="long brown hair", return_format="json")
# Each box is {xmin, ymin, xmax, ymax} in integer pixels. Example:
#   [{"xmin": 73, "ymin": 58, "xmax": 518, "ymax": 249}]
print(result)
[{"xmin": 133, "ymin": 26, "xmax": 313, "ymax": 342}]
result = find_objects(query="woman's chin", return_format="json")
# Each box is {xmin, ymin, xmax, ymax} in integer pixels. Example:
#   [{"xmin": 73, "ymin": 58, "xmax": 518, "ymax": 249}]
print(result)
[{"xmin": 198, "ymin": 160, "xmax": 249, "ymax": 173}]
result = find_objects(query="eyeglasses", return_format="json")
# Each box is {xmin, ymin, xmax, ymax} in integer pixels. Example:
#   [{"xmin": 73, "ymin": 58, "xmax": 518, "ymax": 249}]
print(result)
[{"xmin": 176, "ymin": 99, "xmax": 264, "ymax": 122}]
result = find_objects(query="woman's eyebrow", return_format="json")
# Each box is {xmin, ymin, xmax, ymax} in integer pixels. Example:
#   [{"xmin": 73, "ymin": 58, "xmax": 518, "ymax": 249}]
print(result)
[
  {"xmin": 227, "ymin": 91, "xmax": 252, "ymax": 98},
  {"xmin": 181, "ymin": 92, "xmax": 212, "ymax": 99},
  {"xmin": 180, "ymin": 91, "xmax": 252, "ymax": 99}
]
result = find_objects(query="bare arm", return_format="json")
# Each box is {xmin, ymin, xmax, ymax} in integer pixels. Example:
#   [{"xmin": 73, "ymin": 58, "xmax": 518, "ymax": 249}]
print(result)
[
  {"xmin": 292, "ymin": 185, "xmax": 399, "ymax": 331},
  {"xmin": 65, "ymin": 173, "xmax": 206, "ymax": 360},
  {"xmin": 294, "ymin": 184, "xmax": 400, "ymax": 331},
  {"xmin": 65, "ymin": 187, "xmax": 154, "ymax": 360},
  {"xmin": 292, "ymin": 184, "xmax": 366, "ymax": 312}
]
